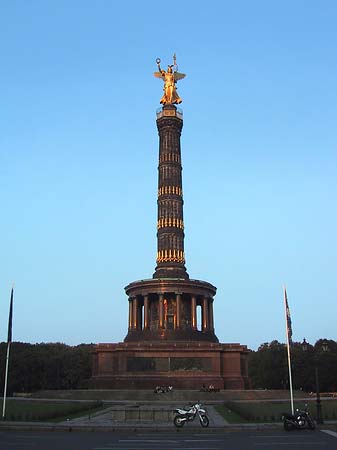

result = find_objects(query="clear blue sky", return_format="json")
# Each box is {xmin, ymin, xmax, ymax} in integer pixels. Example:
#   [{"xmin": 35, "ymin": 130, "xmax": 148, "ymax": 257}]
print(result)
[{"xmin": 1, "ymin": 1, "xmax": 336, "ymax": 350}]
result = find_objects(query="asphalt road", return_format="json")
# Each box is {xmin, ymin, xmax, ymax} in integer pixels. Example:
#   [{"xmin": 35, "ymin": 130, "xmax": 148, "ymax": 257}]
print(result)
[{"xmin": 1, "ymin": 430, "xmax": 337, "ymax": 450}]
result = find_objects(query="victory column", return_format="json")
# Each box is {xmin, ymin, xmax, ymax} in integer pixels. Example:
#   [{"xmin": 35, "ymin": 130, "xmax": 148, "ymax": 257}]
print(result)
[{"xmin": 91, "ymin": 56, "xmax": 249, "ymax": 389}]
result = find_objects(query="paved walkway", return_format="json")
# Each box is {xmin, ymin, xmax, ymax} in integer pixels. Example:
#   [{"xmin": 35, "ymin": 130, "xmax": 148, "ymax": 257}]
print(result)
[
  {"xmin": 59, "ymin": 405, "xmax": 228, "ymax": 428},
  {"xmin": 1, "ymin": 401, "xmax": 336, "ymax": 432}
]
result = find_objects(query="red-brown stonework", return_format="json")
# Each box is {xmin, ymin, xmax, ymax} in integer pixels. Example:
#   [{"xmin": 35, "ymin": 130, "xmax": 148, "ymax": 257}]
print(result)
[
  {"xmin": 124, "ymin": 278, "xmax": 218, "ymax": 342},
  {"xmin": 91, "ymin": 341, "xmax": 250, "ymax": 390},
  {"xmin": 91, "ymin": 105, "xmax": 250, "ymax": 389}
]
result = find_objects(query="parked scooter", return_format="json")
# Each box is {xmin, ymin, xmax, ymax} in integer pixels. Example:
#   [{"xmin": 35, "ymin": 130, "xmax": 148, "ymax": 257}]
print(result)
[
  {"xmin": 282, "ymin": 404, "xmax": 316, "ymax": 431},
  {"xmin": 173, "ymin": 402, "xmax": 209, "ymax": 427}
]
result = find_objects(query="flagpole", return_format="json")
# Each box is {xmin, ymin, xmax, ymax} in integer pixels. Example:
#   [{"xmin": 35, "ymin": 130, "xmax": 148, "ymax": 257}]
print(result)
[
  {"xmin": 2, "ymin": 342, "xmax": 11, "ymax": 420},
  {"xmin": 284, "ymin": 285, "xmax": 294, "ymax": 415},
  {"xmin": 2, "ymin": 286, "xmax": 14, "ymax": 421}
]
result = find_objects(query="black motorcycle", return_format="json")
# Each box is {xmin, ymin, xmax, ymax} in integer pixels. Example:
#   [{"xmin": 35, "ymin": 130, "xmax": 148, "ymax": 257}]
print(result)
[{"xmin": 282, "ymin": 404, "xmax": 316, "ymax": 431}]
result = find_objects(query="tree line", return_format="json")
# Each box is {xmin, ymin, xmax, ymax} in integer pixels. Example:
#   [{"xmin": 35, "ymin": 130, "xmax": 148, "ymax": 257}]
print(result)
[
  {"xmin": 1, "ymin": 339, "xmax": 336, "ymax": 394},
  {"xmin": 248, "ymin": 339, "xmax": 337, "ymax": 392},
  {"xmin": 0, "ymin": 342, "xmax": 92, "ymax": 394}
]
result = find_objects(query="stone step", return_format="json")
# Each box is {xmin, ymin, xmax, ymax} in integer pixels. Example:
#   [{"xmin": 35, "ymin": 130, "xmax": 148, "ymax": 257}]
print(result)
[{"xmin": 29, "ymin": 389, "xmax": 308, "ymax": 402}]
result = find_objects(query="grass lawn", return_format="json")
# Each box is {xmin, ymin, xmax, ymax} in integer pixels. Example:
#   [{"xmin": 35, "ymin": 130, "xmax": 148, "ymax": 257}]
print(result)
[
  {"xmin": 1, "ymin": 399, "xmax": 105, "ymax": 422},
  {"xmin": 215, "ymin": 400, "xmax": 337, "ymax": 423},
  {"xmin": 214, "ymin": 404, "xmax": 249, "ymax": 423}
]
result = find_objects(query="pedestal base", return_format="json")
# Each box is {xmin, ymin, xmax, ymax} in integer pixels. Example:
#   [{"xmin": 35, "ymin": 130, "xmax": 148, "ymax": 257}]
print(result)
[{"xmin": 90, "ymin": 341, "xmax": 250, "ymax": 390}]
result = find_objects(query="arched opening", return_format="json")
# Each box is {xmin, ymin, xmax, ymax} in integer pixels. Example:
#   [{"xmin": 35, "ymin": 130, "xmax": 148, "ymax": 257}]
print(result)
[{"xmin": 196, "ymin": 304, "xmax": 202, "ymax": 331}]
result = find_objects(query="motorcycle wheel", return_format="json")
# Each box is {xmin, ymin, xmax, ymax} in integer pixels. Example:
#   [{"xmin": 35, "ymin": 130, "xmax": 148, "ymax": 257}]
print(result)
[
  {"xmin": 200, "ymin": 414, "xmax": 209, "ymax": 428},
  {"xmin": 298, "ymin": 418, "xmax": 306, "ymax": 428},
  {"xmin": 308, "ymin": 418, "xmax": 316, "ymax": 430},
  {"xmin": 174, "ymin": 415, "xmax": 185, "ymax": 428},
  {"xmin": 283, "ymin": 420, "xmax": 293, "ymax": 431}
]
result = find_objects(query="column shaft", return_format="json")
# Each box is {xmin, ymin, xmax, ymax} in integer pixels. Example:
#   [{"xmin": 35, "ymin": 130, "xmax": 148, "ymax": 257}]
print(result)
[
  {"xmin": 209, "ymin": 298, "xmax": 214, "ymax": 330},
  {"xmin": 159, "ymin": 294, "xmax": 164, "ymax": 328},
  {"xmin": 191, "ymin": 296, "xmax": 197, "ymax": 329},
  {"xmin": 138, "ymin": 301, "xmax": 143, "ymax": 331},
  {"xmin": 128, "ymin": 297, "xmax": 133, "ymax": 330},
  {"xmin": 133, "ymin": 297, "xmax": 138, "ymax": 329},
  {"xmin": 144, "ymin": 295, "xmax": 149, "ymax": 329},
  {"xmin": 176, "ymin": 294, "xmax": 181, "ymax": 328},
  {"xmin": 202, "ymin": 297, "xmax": 209, "ymax": 331},
  {"xmin": 153, "ymin": 106, "xmax": 188, "ymax": 280}
]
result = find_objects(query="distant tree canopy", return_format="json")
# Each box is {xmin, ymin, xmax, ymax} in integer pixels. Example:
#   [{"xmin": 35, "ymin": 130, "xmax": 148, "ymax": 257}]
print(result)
[
  {"xmin": 1, "ymin": 339, "xmax": 336, "ymax": 394},
  {"xmin": 248, "ymin": 339, "xmax": 337, "ymax": 392},
  {"xmin": 0, "ymin": 342, "xmax": 92, "ymax": 394}
]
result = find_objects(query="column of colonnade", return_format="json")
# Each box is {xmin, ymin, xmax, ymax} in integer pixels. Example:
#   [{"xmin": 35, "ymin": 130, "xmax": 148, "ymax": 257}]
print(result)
[{"xmin": 128, "ymin": 294, "xmax": 214, "ymax": 332}]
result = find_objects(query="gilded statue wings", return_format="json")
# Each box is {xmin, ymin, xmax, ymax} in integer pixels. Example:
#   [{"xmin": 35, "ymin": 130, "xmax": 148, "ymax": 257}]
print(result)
[
  {"xmin": 153, "ymin": 71, "xmax": 186, "ymax": 81},
  {"xmin": 154, "ymin": 71, "xmax": 165, "ymax": 79},
  {"xmin": 174, "ymin": 72, "xmax": 186, "ymax": 81}
]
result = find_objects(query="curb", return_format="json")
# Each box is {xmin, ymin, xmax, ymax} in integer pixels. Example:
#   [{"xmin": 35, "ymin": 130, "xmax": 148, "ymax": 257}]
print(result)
[
  {"xmin": 1, "ymin": 421, "xmax": 336, "ymax": 433},
  {"xmin": 0, "ymin": 422, "xmax": 287, "ymax": 433}
]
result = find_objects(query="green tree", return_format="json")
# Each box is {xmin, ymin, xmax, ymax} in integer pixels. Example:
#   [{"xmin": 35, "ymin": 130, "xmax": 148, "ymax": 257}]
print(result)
[
  {"xmin": 249, "ymin": 338, "xmax": 337, "ymax": 392},
  {"xmin": 248, "ymin": 340, "xmax": 288, "ymax": 389},
  {"xmin": 0, "ymin": 342, "xmax": 93, "ymax": 394}
]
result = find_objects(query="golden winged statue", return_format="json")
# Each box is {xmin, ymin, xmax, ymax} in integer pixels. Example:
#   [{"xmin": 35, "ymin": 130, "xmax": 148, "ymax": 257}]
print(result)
[{"xmin": 154, "ymin": 54, "xmax": 186, "ymax": 105}]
